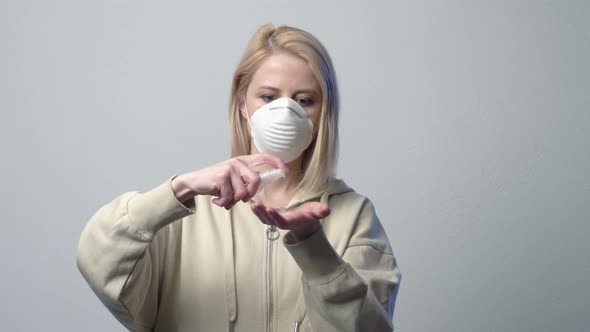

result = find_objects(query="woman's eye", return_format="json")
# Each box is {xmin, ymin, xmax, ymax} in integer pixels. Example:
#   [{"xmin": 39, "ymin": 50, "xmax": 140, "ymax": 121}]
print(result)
[
  {"xmin": 297, "ymin": 98, "xmax": 313, "ymax": 107},
  {"xmin": 261, "ymin": 95, "xmax": 274, "ymax": 102}
]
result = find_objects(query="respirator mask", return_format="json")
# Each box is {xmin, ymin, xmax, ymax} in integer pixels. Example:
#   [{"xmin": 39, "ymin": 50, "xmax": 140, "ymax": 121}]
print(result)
[{"xmin": 245, "ymin": 97, "xmax": 314, "ymax": 163}]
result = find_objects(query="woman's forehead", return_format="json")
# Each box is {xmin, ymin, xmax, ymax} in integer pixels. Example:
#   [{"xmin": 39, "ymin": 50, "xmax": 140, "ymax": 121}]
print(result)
[{"xmin": 250, "ymin": 53, "xmax": 320, "ymax": 92}]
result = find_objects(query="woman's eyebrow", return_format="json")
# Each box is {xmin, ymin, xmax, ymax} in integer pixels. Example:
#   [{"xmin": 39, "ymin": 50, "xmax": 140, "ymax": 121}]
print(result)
[
  {"xmin": 257, "ymin": 85, "xmax": 280, "ymax": 92},
  {"xmin": 257, "ymin": 85, "xmax": 318, "ymax": 96},
  {"xmin": 293, "ymin": 89, "xmax": 318, "ymax": 96}
]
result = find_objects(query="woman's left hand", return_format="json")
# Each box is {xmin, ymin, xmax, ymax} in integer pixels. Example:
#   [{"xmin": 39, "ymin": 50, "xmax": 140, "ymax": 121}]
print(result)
[{"xmin": 250, "ymin": 201, "xmax": 330, "ymax": 242}]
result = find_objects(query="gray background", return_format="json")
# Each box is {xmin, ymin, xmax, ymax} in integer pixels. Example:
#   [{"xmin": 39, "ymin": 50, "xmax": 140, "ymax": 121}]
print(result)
[{"xmin": 1, "ymin": 0, "xmax": 588, "ymax": 331}]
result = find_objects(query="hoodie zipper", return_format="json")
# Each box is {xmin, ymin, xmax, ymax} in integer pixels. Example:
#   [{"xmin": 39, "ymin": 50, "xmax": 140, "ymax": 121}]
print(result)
[{"xmin": 266, "ymin": 225, "xmax": 279, "ymax": 332}]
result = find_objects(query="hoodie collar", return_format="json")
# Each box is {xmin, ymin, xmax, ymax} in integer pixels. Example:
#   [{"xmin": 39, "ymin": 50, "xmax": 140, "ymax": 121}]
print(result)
[{"xmin": 285, "ymin": 178, "xmax": 354, "ymax": 210}]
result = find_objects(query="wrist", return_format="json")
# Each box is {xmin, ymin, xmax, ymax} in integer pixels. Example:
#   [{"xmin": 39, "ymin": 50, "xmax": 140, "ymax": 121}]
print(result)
[
  {"xmin": 289, "ymin": 222, "xmax": 321, "ymax": 243},
  {"xmin": 171, "ymin": 173, "xmax": 197, "ymax": 204}
]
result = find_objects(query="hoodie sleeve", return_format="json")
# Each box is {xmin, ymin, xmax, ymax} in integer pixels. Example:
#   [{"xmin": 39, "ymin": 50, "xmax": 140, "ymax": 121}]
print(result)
[
  {"xmin": 76, "ymin": 175, "xmax": 196, "ymax": 331},
  {"xmin": 284, "ymin": 198, "xmax": 401, "ymax": 332}
]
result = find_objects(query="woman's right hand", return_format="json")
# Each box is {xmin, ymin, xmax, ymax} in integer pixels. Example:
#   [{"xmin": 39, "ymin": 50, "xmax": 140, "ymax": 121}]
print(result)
[{"xmin": 171, "ymin": 153, "xmax": 289, "ymax": 210}]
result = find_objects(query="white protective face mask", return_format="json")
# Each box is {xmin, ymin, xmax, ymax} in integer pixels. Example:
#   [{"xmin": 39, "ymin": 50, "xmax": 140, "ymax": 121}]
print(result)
[{"xmin": 245, "ymin": 97, "xmax": 314, "ymax": 163}]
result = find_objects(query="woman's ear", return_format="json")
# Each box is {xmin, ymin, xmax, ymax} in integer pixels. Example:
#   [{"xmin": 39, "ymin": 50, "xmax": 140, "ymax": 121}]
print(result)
[{"xmin": 238, "ymin": 96, "xmax": 248, "ymax": 119}]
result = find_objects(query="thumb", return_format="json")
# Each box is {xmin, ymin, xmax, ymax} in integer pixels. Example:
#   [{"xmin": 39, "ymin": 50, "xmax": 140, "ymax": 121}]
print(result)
[{"xmin": 304, "ymin": 202, "xmax": 330, "ymax": 220}]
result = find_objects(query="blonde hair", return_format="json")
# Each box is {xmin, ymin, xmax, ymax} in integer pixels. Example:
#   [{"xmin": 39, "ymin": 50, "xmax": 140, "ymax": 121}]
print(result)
[{"xmin": 229, "ymin": 24, "xmax": 340, "ymax": 196}]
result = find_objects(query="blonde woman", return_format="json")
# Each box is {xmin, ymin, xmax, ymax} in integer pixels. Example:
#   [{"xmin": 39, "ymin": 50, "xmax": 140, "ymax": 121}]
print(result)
[{"xmin": 77, "ymin": 24, "xmax": 401, "ymax": 332}]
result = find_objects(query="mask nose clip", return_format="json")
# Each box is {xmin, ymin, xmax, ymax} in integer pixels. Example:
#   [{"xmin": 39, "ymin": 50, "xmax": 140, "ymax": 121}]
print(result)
[{"xmin": 269, "ymin": 105, "xmax": 304, "ymax": 119}]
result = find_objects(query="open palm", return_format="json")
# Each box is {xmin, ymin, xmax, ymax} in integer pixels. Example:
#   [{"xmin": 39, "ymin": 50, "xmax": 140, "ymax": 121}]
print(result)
[{"xmin": 250, "ymin": 201, "xmax": 330, "ymax": 242}]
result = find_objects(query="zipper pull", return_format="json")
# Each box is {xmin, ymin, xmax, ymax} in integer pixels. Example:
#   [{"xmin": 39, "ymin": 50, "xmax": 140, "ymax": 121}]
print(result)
[{"xmin": 266, "ymin": 225, "xmax": 280, "ymax": 241}]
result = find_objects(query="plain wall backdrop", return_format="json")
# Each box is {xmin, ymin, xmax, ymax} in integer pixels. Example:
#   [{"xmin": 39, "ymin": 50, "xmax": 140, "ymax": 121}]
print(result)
[{"xmin": 1, "ymin": 0, "xmax": 588, "ymax": 331}]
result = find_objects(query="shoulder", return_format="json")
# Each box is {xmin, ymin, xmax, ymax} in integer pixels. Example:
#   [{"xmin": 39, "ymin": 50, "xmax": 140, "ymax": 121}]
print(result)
[
  {"xmin": 323, "ymin": 179, "xmax": 392, "ymax": 254},
  {"xmin": 326, "ymin": 178, "xmax": 377, "ymax": 214}
]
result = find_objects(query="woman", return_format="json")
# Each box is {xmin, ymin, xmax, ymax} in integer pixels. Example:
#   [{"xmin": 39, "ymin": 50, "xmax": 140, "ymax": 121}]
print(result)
[{"xmin": 77, "ymin": 24, "xmax": 401, "ymax": 332}]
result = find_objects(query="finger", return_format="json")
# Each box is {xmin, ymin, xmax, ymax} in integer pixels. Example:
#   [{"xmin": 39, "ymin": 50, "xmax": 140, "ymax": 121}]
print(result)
[
  {"xmin": 250, "ymin": 203, "xmax": 266, "ymax": 224},
  {"xmin": 232, "ymin": 159, "xmax": 261, "ymax": 201},
  {"xmin": 310, "ymin": 203, "xmax": 331, "ymax": 219},
  {"xmin": 281, "ymin": 202, "xmax": 330, "ymax": 223},
  {"xmin": 238, "ymin": 153, "xmax": 289, "ymax": 176},
  {"xmin": 212, "ymin": 175, "xmax": 233, "ymax": 207},
  {"xmin": 251, "ymin": 203, "xmax": 272, "ymax": 226},
  {"xmin": 266, "ymin": 207, "xmax": 288, "ymax": 229},
  {"xmin": 257, "ymin": 204, "xmax": 279, "ymax": 227},
  {"xmin": 225, "ymin": 165, "xmax": 247, "ymax": 209}
]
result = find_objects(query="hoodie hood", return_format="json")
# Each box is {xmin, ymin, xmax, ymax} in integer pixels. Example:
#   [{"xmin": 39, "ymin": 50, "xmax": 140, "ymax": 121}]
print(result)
[{"xmin": 285, "ymin": 178, "xmax": 355, "ymax": 210}]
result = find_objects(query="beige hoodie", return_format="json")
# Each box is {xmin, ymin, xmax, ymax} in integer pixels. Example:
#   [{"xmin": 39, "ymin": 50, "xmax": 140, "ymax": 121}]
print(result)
[{"xmin": 76, "ymin": 174, "xmax": 401, "ymax": 331}]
